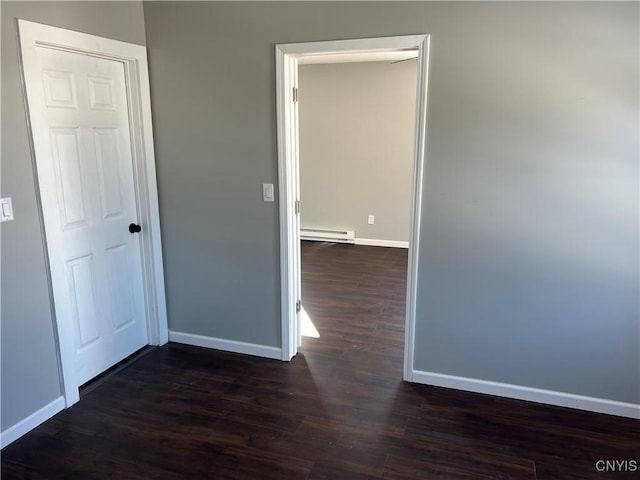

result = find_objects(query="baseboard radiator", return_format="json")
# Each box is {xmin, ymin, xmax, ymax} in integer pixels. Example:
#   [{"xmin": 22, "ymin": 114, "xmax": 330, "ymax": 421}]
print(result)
[{"xmin": 300, "ymin": 228, "xmax": 355, "ymax": 244}]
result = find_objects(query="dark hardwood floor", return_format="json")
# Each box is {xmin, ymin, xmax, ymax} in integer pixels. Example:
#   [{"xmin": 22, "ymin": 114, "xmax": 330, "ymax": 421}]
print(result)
[{"xmin": 2, "ymin": 241, "xmax": 638, "ymax": 479}]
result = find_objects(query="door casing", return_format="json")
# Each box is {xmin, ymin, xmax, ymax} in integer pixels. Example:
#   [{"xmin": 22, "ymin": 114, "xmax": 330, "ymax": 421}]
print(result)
[
  {"xmin": 275, "ymin": 35, "xmax": 431, "ymax": 380},
  {"xmin": 18, "ymin": 19, "xmax": 168, "ymax": 406}
]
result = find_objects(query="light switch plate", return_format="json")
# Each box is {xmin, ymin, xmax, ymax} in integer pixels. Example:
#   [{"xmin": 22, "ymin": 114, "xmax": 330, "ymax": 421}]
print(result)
[
  {"xmin": 1, "ymin": 197, "xmax": 14, "ymax": 222},
  {"xmin": 262, "ymin": 183, "xmax": 274, "ymax": 202}
]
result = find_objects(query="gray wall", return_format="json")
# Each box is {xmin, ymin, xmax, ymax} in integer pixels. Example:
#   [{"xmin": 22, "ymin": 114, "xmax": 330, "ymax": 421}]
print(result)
[
  {"xmin": 1, "ymin": 1, "xmax": 147, "ymax": 431},
  {"xmin": 299, "ymin": 61, "xmax": 416, "ymax": 243},
  {"xmin": 2, "ymin": 1, "xmax": 636, "ymax": 434},
  {"xmin": 144, "ymin": 1, "xmax": 639, "ymax": 404}
]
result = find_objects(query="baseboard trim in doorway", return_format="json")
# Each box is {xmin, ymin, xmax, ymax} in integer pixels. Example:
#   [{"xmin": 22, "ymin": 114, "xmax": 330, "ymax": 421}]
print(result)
[
  {"xmin": 169, "ymin": 331, "xmax": 282, "ymax": 360},
  {"xmin": 412, "ymin": 370, "xmax": 640, "ymax": 419},
  {"xmin": 354, "ymin": 238, "xmax": 409, "ymax": 248},
  {"xmin": 0, "ymin": 396, "xmax": 65, "ymax": 448}
]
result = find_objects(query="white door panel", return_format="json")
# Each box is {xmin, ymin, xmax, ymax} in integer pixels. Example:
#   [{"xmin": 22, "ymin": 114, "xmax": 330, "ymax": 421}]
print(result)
[
  {"xmin": 67, "ymin": 254, "xmax": 100, "ymax": 349},
  {"xmin": 50, "ymin": 127, "xmax": 86, "ymax": 227},
  {"xmin": 35, "ymin": 46, "xmax": 148, "ymax": 386}
]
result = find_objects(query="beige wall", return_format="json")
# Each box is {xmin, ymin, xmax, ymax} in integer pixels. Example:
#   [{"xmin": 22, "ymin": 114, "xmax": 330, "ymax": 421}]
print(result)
[{"xmin": 299, "ymin": 61, "xmax": 417, "ymax": 243}]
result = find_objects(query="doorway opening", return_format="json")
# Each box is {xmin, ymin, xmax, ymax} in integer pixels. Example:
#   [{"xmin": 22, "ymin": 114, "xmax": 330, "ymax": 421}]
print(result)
[
  {"xmin": 297, "ymin": 57, "xmax": 416, "ymax": 375},
  {"xmin": 275, "ymin": 35, "xmax": 431, "ymax": 381}
]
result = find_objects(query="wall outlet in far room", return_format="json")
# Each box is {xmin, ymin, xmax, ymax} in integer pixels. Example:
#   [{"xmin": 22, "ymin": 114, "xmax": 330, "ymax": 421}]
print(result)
[{"xmin": 367, "ymin": 215, "xmax": 375, "ymax": 225}]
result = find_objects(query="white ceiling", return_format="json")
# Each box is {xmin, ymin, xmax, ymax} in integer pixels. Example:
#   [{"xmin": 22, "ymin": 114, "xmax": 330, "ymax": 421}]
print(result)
[{"xmin": 298, "ymin": 50, "xmax": 418, "ymax": 65}]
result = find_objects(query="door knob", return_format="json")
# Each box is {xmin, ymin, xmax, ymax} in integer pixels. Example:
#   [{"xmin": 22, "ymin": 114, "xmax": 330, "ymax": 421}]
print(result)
[{"xmin": 129, "ymin": 223, "xmax": 142, "ymax": 233}]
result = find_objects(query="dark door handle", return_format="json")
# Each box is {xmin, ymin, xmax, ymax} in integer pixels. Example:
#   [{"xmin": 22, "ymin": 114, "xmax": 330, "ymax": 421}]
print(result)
[{"xmin": 129, "ymin": 223, "xmax": 142, "ymax": 234}]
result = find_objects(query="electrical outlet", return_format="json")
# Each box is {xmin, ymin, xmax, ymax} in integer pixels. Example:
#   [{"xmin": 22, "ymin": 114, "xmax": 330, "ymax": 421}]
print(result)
[
  {"xmin": 1, "ymin": 197, "xmax": 14, "ymax": 222},
  {"xmin": 262, "ymin": 183, "xmax": 274, "ymax": 202},
  {"xmin": 367, "ymin": 215, "xmax": 375, "ymax": 225}
]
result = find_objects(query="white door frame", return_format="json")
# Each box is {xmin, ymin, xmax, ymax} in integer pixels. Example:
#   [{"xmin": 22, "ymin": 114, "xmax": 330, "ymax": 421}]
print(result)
[
  {"xmin": 18, "ymin": 20, "xmax": 168, "ymax": 406},
  {"xmin": 275, "ymin": 35, "xmax": 431, "ymax": 381}
]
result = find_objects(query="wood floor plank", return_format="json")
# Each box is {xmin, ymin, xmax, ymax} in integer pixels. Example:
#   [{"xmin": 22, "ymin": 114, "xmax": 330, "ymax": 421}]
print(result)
[
  {"xmin": 2, "ymin": 242, "xmax": 638, "ymax": 479},
  {"xmin": 383, "ymin": 452, "xmax": 535, "ymax": 480},
  {"xmin": 308, "ymin": 463, "xmax": 385, "ymax": 480}
]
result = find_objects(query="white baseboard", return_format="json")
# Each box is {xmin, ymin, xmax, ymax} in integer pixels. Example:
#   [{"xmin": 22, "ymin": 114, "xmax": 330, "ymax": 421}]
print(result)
[
  {"xmin": 169, "ymin": 331, "xmax": 282, "ymax": 360},
  {"xmin": 412, "ymin": 370, "xmax": 640, "ymax": 419},
  {"xmin": 1, "ymin": 396, "xmax": 65, "ymax": 448},
  {"xmin": 355, "ymin": 238, "xmax": 409, "ymax": 248}
]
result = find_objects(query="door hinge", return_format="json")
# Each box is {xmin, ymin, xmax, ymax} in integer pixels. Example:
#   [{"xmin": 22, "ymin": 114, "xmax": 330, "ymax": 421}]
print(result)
[
  {"xmin": 295, "ymin": 200, "xmax": 300, "ymax": 214},
  {"xmin": 296, "ymin": 300, "xmax": 301, "ymax": 313},
  {"xmin": 293, "ymin": 86, "xmax": 298, "ymax": 103}
]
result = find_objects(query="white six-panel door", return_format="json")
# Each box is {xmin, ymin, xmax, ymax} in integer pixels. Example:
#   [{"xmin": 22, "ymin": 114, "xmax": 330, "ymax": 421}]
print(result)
[{"xmin": 31, "ymin": 46, "xmax": 148, "ymax": 386}]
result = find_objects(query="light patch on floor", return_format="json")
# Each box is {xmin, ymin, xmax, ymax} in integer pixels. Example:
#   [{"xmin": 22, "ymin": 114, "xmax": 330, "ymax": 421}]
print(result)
[{"xmin": 300, "ymin": 306, "xmax": 320, "ymax": 338}]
